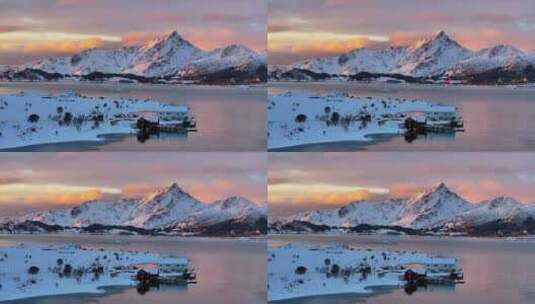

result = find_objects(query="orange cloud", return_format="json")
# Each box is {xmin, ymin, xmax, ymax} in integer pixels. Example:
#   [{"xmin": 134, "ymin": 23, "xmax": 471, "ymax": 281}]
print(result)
[
  {"xmin": 292, "ymin": 189, "xmax": 376, "ymax": 206},
  {"xmin": 23, "ymin": 37, "xmax": 105, "ymax": 55},
  {"xmin": 24, "ymin": 189, "xmax": 104, "ymax": 205},
  {"xmin": 295, "ymin": 37, "xmax": 382, "ymax": 55},
  {"xmin": 269, "ymin": 31, "xmax": 388, "ymax": 61}
]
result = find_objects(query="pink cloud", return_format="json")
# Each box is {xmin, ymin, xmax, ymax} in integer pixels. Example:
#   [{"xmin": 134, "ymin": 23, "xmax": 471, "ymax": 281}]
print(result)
[
  {"xmin": 390, "ymin": 32, "xmax": 432, "ymax": 47},
  {"xmin": 122, "ymin": 183, "xmax": 159, "ymax": 198},
  {"xmin": 122, "ymin": 32, "xmax": 159, "ymax": 46},
  {"xmin": 453, "ymin": 28, "xmax": 535, "ymax": 51}
]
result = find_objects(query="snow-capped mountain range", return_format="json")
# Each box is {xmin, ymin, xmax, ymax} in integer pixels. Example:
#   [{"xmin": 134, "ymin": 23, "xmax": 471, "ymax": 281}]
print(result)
[
  {"xmin": 2, "ymin": 31, "xmax": 266, "ymax": 83},
  {"xmin": 271, "ymin": 31, "xmax": 535, "ymax": 83},
  {"xmin": 1, "ymin": 183, "xmax": 267, "ymax": 235},
  {"xmin": 271, "ymin": 183, "xmax": 535, "ymax": 235}
]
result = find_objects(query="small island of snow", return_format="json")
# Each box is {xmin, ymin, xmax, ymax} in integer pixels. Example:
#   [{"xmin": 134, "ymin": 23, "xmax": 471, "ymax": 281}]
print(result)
[
  {"xmin": 267, "ymin": 244, "xmax": 463, "ymax": 301},
  {"xmin": 267, "ymin": 91, "xmax": 462, "ymax": 150},
  {"xmin": 0, "ymin": 243, "xmax": 192, "ymax": 302},
  {"xmin": 0, "ymin": 91, "xmax": 193, "ymax": 150}
]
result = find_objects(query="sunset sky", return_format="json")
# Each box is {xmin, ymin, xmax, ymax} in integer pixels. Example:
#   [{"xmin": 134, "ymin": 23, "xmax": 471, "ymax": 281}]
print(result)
[
  {"xmin": 0, "ymin": 153, "xmax": 266, "ymax": 216},
  {"xmin": 0, "ymin": 0, "xmax": 266, "ymax": 64},
  {"xmin": 269, "ymin": 153, "xmax": 535, "ymax": 216},
  {"xmin": 269, "ymin": 0, "xmax": 535, "ymax": 64}
]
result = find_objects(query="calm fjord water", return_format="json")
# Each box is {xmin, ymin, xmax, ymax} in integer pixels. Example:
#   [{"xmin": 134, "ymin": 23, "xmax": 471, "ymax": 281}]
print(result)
[
  {"xmin": 0, "ymin": 82, "xmax": 266, "ymax": 151},
  {"xmin": 0, "ymin": 234, "xmax": 266, "ymax": 304},
  {"xmin": 270, "ymin": 82, "xmax": 535, "ymax": 151}
]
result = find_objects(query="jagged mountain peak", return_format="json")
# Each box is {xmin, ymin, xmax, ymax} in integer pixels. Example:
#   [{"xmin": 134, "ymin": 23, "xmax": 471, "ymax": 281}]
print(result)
[
  {"xmin": 167, "ymin": 182, "xmax": 183, "ymax": 192},
  {"xmin": 141, "ymin": 30, "xmax": 200, "ymax": 56},
  {"xmin": 445, "ymin": 43, "xmax": 530, "ymax": 77},
  {"xmin": 397, "ymin": 30, "xmax": 473, "ymax": 76},
  {"xmin": 220, "ymin": 44, "xmax": 253, "ymax": 54},
  {"xmin": 478, "ymin": 44, "xmax": 525, "ymax": 58},
  {"xmin": 273, "ymin": 183, "xmax": 535, "ymax": 234},
  {"xmin": 273, "ymin": 30, "xmax": 535, "ymax": 81},
  {"xmin": 154, "ymin": 182, "xmax": 182, "ymax": 194},
  {"xmin": 485, "ymin": 196, "xmax": 522, "ymax": 209},
  {"xmin": 410, "ymin": 182, "xmax": 455, "ymax": 202},
  {"xmin": 167, "ymin": 30, "xmax": 182, "ymax": 39},
  {"xmin": 413, "ymin": 30, "xmax": 455, "ymax": 48},
  {"xmin": 11, "ymin": 29, "xmax": 265, "ymax": 82},
  {"xmin": 432, "ymin": 30, "xmax": 451, "ymax": 41},
  {"xmin": 143, "ymin": 182, "xmax": 193, "ymax": 204},
  {"xmin": 216, "ymin": 196, "xmax": 253, "ymax": 209},
  {"xmin": 279, "ymin": 30, "xmax": 475, "ymax": 78},
  {"xmin": 147, "ymin": 30, "xmax": 187, "ymax": 46},
  {"xmin": 443, "ymin": 196, "xmax": 533, "ymax": 230},
  {"xmin": 2, "ymin": 183, "xmax": 265, "ymax": 235},
  {"xmin": 205, "ymin": 44, "xmax": 258, "ymax": 61},
  {"xmin": 432, "ymin": 182, "xmax": 451, "ymax": 193},
  {"xmin": 369, "ymin": 182, "xmax": 470, "ymax": 229}
]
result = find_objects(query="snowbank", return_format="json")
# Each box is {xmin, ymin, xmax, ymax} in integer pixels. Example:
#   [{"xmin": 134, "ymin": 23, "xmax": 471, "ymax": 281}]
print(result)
[
  {"xmin": 0, "ymin": 91, "xmax": 190, "ymax": 150},
  {"xmin": 0, "ymin": 243, "xmax": 188, "ymax": 302},
  {"xmin": 267, "ymin": 91, "xmax": 458, "ymax": 149},
  {"xmin": 267, "ymin": 243, "xmax": 458, "ymax": 301}
]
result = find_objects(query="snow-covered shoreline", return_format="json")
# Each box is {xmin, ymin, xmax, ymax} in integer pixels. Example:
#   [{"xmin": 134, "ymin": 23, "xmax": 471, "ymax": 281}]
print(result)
[
  {"xmin": 267, "ymin": 91, "xmax": 459, "ymax": 150},
  {"xmin": 0, "ymin": 243, "xmax": 189, "ymax": 302},
  {"xmin": 0, "ymin": 79, "xmax": 267, "ymax": 90},
  {"xmin": 267, "ymin": 243, "xmax": 460, "ymax": 302},
  {"xmin": 270, "ymin": 80, "xmax": 535, "ymax": 90},
  {"xmin": 0, "ymin": 91, "xmax": 192, "ymax": 150}
]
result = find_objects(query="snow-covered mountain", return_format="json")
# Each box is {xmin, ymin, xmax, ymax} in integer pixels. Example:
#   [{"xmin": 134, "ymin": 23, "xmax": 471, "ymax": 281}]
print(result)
[
  {"xmin": 272, "ymin": 31, "xmax": 535, "ymax": 82},
  {"xmin": 445, "ymin": 44, "xmax": 529, "ymax": 77},
  {"xmin": 393, "ymin": 31, "xmax": 473, "ymax": 77},
  {"xmin": 126, "ymin": 183, "xmax": 206, "ymax": 229},
  {"xmin": 277, "ymin": 198, "xmax": 406, "ymax": 228},
  {"xmin": 396, "ymin": 183, "xmax": 473, "ymax": 229},
  {"xmin": 3, "ymin": 183, "xmax": 266, "ymax": 235},
  {"xmin": 271, "ymin": 183, "xmax": 535, "ymax": 234},
  {"xmin": 446, "ymin": 196, "xmax": 535, "ymax": 228},
  {"xmin": 178, "ymin": 44, "xmax": 265, "ymax": 78},
  {"xmin": 9, "ymin": 31, "xmax": 265, "ymax": 82},
  {"xmin": 286, "ymin": 46, "xmax": 408, "ymax": 76}
]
